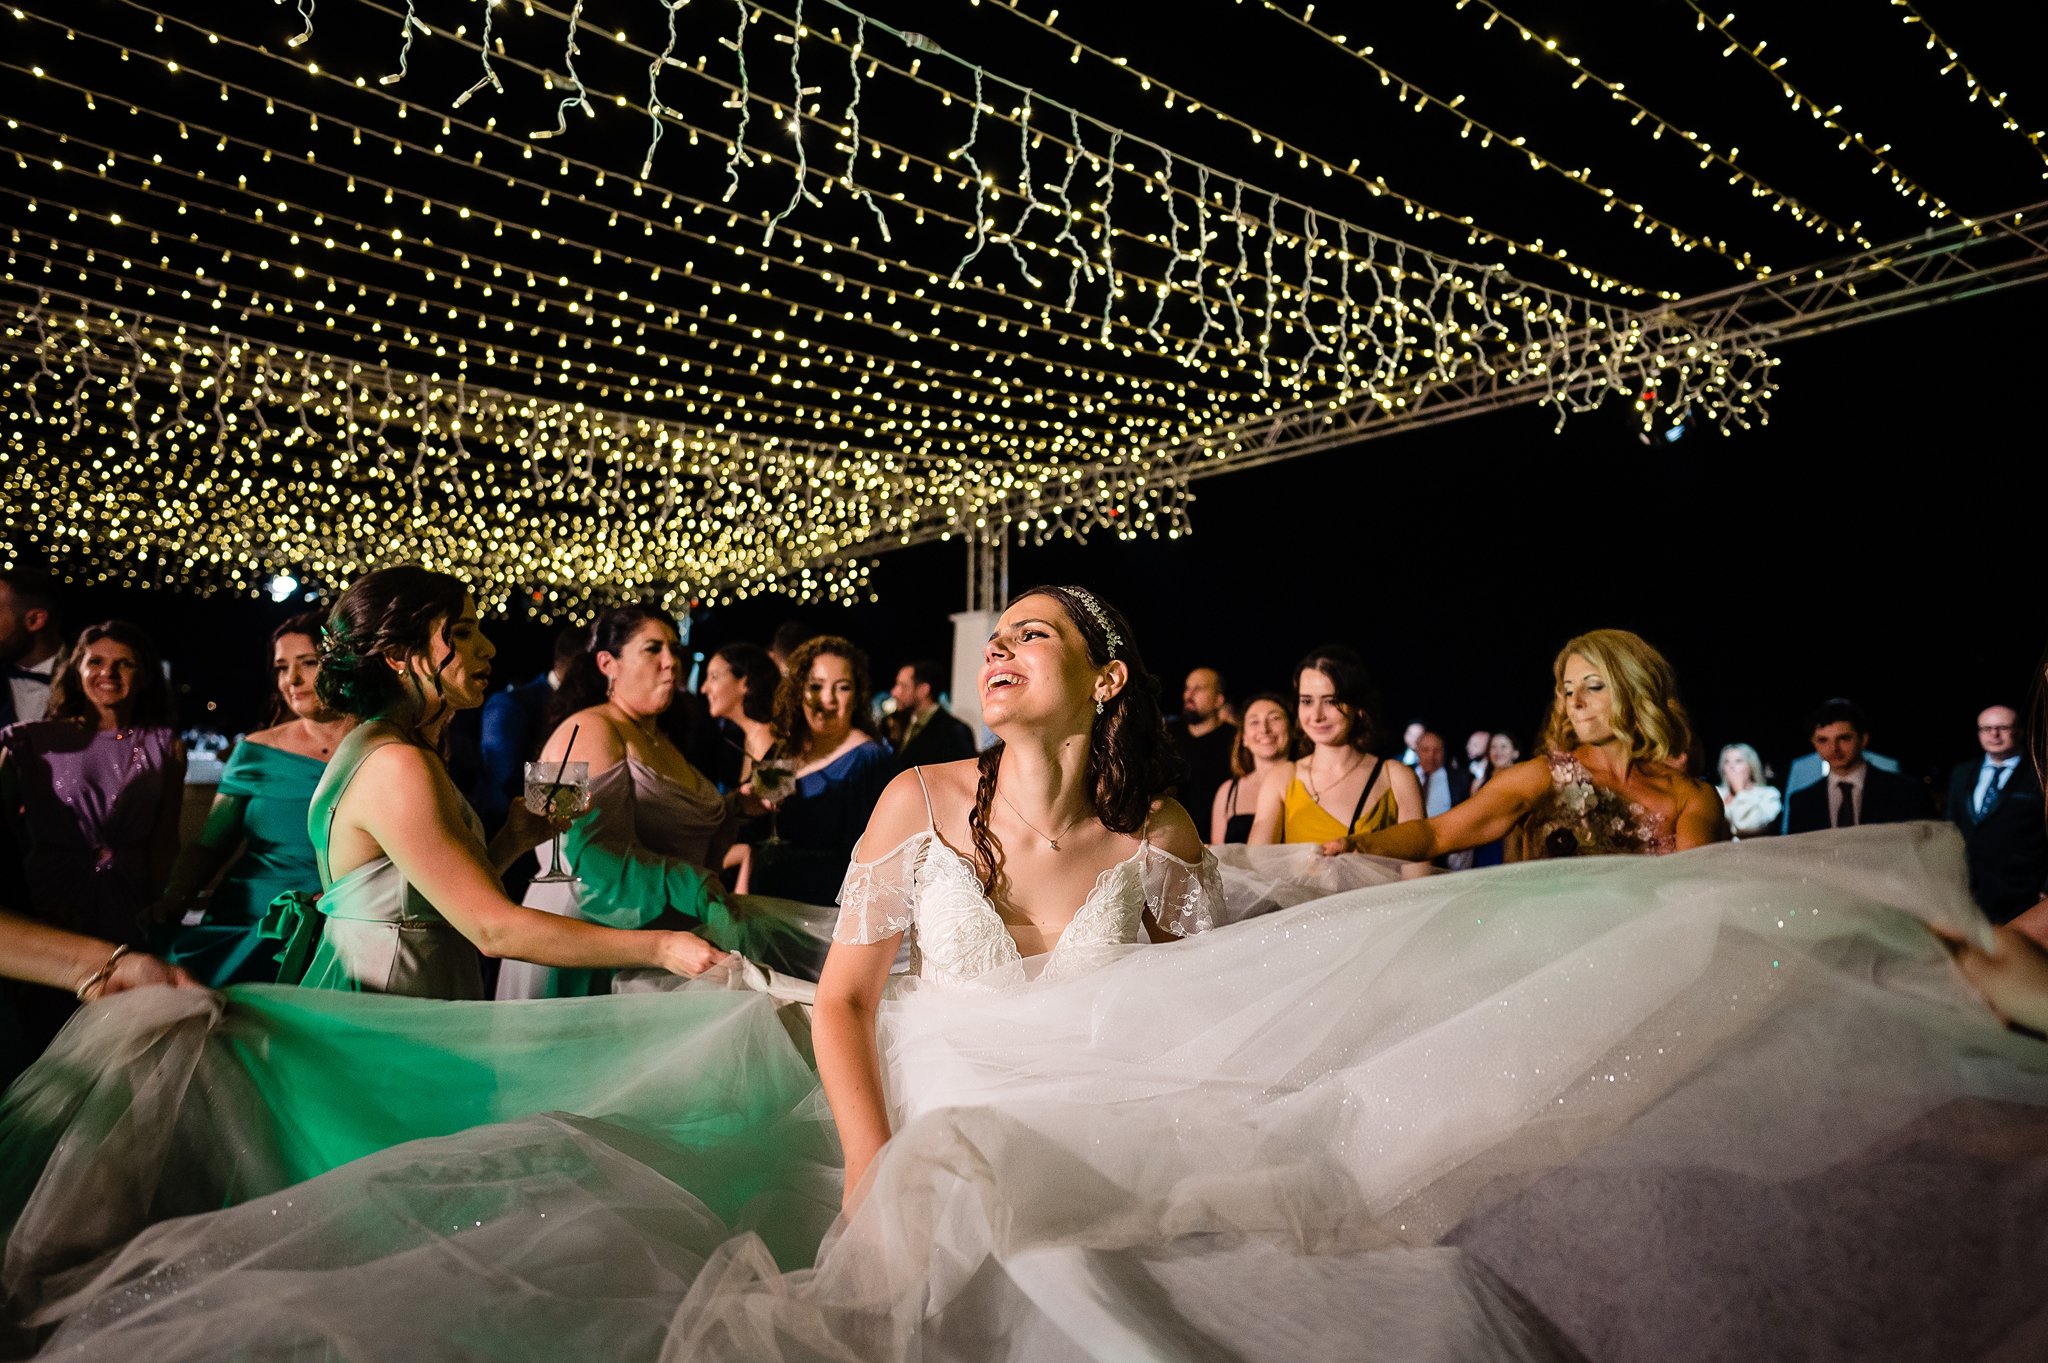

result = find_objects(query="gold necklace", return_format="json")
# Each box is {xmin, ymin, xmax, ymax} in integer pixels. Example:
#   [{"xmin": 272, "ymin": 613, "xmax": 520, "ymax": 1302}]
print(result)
[
  {"xmin": 1302, "ymin": 750, "xmax": 1364, "ymax": 804},
  {"xmin": 996, "ymin": 783, "xmax": 1087, "ymax": 852}
]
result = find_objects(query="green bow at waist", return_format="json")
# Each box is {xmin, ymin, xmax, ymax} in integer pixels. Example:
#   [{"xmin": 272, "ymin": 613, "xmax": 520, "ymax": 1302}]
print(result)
[{"xmin": 259, "ymin": 890, "xmax": 323, "ymax": 987}]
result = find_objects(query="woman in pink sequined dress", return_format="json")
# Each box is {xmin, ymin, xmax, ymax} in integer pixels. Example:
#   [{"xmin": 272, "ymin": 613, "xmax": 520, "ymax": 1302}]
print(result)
[{"xmin": 1334, "ymin": 628, "xmax": 1728, "ymax": 863}]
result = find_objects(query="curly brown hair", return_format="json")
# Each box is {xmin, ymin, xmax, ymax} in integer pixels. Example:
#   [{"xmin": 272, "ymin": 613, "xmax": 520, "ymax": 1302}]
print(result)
[
  {"xmin": 771, "ymin": 634, "xmax": 877, "ymax": 760},
  {"xmin": 967, "ymin": 585, "xmax": 1181, "ymax": 900}
]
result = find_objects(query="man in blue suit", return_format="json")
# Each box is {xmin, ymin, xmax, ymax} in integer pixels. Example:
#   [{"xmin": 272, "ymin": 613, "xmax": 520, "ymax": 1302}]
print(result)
[
  {"xmin": 477, "ymin": 626, "xmax": 586, "ymax": 834},
  {"xmin": 1948, "ymin": 705, "xmax": 2047, "ymax": 922}
]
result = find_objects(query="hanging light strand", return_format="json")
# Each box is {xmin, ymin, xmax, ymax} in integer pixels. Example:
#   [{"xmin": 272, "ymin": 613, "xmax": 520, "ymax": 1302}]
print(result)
[
  {"xmin": 1445, "ymin": 0, "xmax": 1868, "ymax": 249},
  {"xmin": 1887, "ymin": 0, "xmax": 2048, "ymax": 179},
  {"xmin": 1676, "ymin": 0, "xmax": 1964, "ymax": 223}
]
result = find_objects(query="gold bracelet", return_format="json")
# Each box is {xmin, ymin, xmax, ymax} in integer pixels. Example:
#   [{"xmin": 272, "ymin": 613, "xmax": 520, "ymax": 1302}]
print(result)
[{"xmin": 74, "ymin": 945, "xmax": 130, "ymax": 1002}]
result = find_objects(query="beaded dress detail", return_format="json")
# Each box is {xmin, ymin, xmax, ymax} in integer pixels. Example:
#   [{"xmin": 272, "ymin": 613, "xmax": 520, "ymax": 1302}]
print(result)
[{"xmin": 1520, "ymin": 751, "xmax": 1678, "ymax": 859}]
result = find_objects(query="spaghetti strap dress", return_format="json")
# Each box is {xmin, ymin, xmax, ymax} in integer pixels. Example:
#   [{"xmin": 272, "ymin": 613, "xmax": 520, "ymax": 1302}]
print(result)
[
  {"xmin": 1276, "ymin": 756, "xmax": 1398, "ymax": 844},
  {"xmin": 296, "ymin": 722, "xmax": 488, "ymax": 1000}
]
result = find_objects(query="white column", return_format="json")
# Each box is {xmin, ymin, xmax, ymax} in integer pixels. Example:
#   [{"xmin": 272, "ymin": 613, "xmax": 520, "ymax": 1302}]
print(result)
[{"xmin": 949, "ymin": 609, "xmax": 998, "ymax": 750}]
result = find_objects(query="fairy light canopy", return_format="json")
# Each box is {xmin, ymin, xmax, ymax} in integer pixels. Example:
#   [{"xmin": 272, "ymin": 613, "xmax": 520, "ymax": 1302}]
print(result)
[{"xmin": 2, "ymin": 0, "xmax": 2041, "ymax": 610}]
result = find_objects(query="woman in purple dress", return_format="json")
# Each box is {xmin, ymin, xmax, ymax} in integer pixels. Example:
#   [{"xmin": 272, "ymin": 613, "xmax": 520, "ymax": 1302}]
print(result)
[{"xmin": 0, "ymin": 621, "xmax": 184, "ymax": 945}]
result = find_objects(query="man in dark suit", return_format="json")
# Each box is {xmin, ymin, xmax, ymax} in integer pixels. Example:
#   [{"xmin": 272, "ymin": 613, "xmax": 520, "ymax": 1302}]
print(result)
[
  {"xmin": 0, "ymin": 569, "xmax": 65, "ymax": 731},
  {"xmin": 1948, "ymin": 705, "xmax": 2047, "ymax": 923},
  {"xmin": 1786, "ymin": 698, "xmax": 1934, "ymax": 834},
  {"xmin": 477, "ymin": 626, "xmax": 586, "ymax": 831},
  {"xmin": 888, "ymin": 659, "xmax": 978, "ymax": 770}
]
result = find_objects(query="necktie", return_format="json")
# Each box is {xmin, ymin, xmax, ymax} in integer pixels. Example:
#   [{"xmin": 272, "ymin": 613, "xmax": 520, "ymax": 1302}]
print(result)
[
  {"xmin": 3, "ymin": 664, "xmax": 49, "ymax": 684},
  {"xmin": 1978, "ymin": 763, "xmax": 2010, "ymax": 820},
  {"xmin": 1836, "ymin": 780, "xmax": 1856, "ymax": 828}
]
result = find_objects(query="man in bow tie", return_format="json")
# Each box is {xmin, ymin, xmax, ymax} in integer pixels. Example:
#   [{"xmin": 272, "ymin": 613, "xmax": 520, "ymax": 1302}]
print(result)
[
  {"xmin": 0, "ymin": 570, "xmax": 65, "ymax": 729},
  {"xmin": 1949, "ymin": 704, "xmax": 2047, "ymax": 923}
]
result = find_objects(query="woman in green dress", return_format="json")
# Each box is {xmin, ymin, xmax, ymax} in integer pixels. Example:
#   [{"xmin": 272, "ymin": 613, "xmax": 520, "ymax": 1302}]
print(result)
[
  {"xmin": 286, "ymin": 567, "xmax": 734, "ymax": 998},
  {"xmin": 153, "ymin": 614, "xmax": 356, "ymax": 987}
]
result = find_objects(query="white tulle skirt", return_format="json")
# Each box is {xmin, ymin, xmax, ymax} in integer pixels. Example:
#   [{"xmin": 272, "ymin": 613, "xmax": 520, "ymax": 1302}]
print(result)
[{"xmin": 5, "ymin": 825, "xmax": 2045, "ymax": 1362}]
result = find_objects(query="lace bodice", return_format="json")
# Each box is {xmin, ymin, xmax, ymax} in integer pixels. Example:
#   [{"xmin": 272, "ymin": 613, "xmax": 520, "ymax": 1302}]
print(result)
[{"xmin": 834, "ymin": 828, "xmax": 1221, "ymax": 989}]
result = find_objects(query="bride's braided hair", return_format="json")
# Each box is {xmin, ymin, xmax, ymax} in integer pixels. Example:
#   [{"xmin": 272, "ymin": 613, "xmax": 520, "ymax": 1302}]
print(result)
[{"xmin": 966, "ymin": 586, "xmax": 1182, "ymax": 899}]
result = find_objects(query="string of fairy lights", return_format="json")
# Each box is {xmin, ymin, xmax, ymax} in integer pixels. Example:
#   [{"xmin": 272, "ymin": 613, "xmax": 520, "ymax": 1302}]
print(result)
[
  {"xmin": 17, "ymin": 2, "xmax": 1579, "ymax": 419},
  {"xmin": 0, "ymin": 0, "xmax": 2028, "ymax": 607},
  {"xmin": 1674, "ymin": 0, "xmax": 1963, "ymax": 224},
  {"xmin": 1885, "ymin": 0, "xmax": 2048, "ymax": 180}
]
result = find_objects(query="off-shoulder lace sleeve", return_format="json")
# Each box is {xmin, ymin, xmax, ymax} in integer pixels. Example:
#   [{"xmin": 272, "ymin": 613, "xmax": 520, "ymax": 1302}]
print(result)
[
  {"xmin": 833, "ymin": 831, "xmax": 925, "ymax": 944},
  {"xmin": 1144, "ymin": 845, "xmax": 1223, "ymax": 938}
]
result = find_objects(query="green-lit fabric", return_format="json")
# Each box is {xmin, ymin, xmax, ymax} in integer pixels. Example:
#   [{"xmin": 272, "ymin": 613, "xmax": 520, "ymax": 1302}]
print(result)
[
  {"xmin": 0, "ymin": 981, "xmax": 834, "ymax": 1297},
  {"xmin": 561, "ymin": 779, "xmax": 720, "ymax": 930},
  {"xmin": 504, "ymin": 760, "xmax": 820, "ymax": 999},
  {"xmin": 164, "ymin": 741, "xmax": 325, "ymax": 988}
]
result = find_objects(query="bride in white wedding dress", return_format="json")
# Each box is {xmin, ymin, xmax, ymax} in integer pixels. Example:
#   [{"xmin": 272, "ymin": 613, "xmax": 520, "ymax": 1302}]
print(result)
[{"xmin": 4, "ymin": 600, "xmax": 2046, "ymax": 1362}]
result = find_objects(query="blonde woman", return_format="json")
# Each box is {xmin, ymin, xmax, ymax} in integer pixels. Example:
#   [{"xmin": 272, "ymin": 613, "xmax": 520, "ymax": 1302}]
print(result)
[
  {"xmin": 1716, "ymin": 743, "xmax": 1782, "ymax": 840},
  {"xmin": 1334, "ymin": 629, "xmax": 1729, "ymax": 862}
]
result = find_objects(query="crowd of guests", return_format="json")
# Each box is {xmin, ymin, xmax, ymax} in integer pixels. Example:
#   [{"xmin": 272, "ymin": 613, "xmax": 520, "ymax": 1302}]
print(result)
[
  {"xmin": 2, "ymin": 560, "xmax": 2046, "ymax": 1078},
  {"xmin": 1169, "ymin": 659, "xmax": 2043, "ymax": 918}
]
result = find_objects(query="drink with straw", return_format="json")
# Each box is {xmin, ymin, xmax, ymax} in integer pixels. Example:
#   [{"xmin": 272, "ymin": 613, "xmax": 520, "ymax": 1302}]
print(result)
[{"xmin": 525, "ymin": 760, "xmax": 591, "ymax": 885}]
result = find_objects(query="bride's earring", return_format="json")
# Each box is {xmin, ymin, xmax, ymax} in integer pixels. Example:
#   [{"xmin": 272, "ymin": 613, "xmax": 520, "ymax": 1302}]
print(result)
[{"xmin": 1095, "ymin": 698, "xmax": 1105, "ymax": 716}]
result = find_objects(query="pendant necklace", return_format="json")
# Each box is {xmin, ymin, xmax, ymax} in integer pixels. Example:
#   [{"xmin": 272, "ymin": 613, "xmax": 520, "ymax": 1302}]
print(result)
[
  {"xmin": 1303, "ymin": 750, "xmax": 1364, "ymax": 804},
  {"xmin": 996, "ymin": 784, "xmax": 1085, "ymax": 851}
]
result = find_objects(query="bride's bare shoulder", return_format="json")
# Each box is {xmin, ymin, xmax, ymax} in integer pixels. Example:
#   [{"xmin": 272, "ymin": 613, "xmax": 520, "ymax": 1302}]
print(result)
[
  {"xmin": 1143, "ymin": 797, "xmax": 1206, "ymax": 862},
  {"xmin": 855, "ymin": 760, "xmax": 975, "ymax": 858}
]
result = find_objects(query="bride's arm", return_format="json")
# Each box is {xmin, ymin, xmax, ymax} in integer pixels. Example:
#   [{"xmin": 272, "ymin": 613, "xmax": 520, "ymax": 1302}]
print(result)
[
  {"xmin": 815, "ymin": 770, "xmax": 932, "ymax": 1210},
  {"xmin": 352, "ymin": 744, "xmax": 725, "ymax": 975},
  {"xmin": 1342, "ymin": 758, "xmax": 1548, "ymax": 860},
  {"xmin": 815, "ymin": 935, "xmax": 900, "ymax": 1211},
  {"xmin": 1139, "ymin": 799, "xmax": 1209, "ymax": 943}
]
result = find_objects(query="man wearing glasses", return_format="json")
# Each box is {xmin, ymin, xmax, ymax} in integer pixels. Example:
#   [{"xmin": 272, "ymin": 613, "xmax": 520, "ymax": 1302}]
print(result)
[{"xmin": 1949, "ymin": 705, "xmax": 2048, "ymax": 922}]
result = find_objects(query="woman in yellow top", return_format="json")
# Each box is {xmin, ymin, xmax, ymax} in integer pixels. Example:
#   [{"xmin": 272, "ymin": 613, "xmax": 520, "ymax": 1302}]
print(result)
[{"xmin": 1247, "ymin": 645, "xmax": 1422, "ymax": 845}]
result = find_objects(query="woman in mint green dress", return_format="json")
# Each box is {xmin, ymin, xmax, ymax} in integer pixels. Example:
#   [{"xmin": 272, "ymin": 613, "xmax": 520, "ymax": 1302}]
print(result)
[
  {"xmin": 284, "ymin": 567, "xmax": 735, "ymax": 998},
  {"xmin": 154, "ymin": 615, "xmax": 356, "ymax": 987}
]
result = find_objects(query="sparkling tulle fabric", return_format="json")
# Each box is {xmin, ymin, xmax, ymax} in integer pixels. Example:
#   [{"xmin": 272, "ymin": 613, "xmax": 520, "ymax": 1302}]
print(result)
[{"xmin": 4, "ymin": 825, "xmax": 2045, "ymax": 1363}]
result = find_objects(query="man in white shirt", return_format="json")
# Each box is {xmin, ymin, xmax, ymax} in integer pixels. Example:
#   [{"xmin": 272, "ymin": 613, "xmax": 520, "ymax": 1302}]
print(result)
[
  {"xmin": 1948, "ymin": 705, "xmax": 2047, "ymax": 921},
  {"xmin": 1416, "ymin": 731, "xmax": 1474, "ymax": 870},
  {"xmin": 1400, "ymin": 721, "xmax": 1426, "ymax": 768},
  {"xmin": 0, "ymin": 570, "xmax": 64, "ymax": 728},
  {"xmin": 1463, "ymin": 730, "xmax": 1493, "ymax": 787}
]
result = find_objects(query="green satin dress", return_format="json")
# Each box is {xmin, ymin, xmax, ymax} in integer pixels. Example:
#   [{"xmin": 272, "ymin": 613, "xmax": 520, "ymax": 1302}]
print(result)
[
  {"xmin": 165, "ymin": 741, "xmax": 326, "ymax": 988},
  {"xmin": 295, "ymin": 722, "xmax": 488, "ymax": 999}
]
